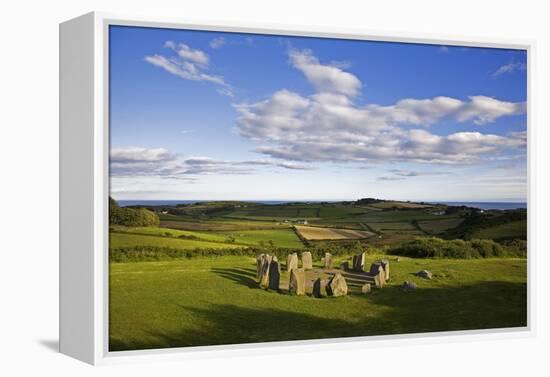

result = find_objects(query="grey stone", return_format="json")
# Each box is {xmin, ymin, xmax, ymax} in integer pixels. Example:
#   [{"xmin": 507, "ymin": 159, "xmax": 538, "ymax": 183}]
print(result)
[
  {"xmin": 380, "ymin": 259, "xmax": 390, "ymax": 281},
  {"xmin": 326, "ymin": 273, "xmax": 348, "ymax": 297},
  {"xmin": 312, "ymin": 278, "xmax": 328, "ymax": 298},
  {"xmin": 361, "ymin": 283, "xmax": 372, "ymax": 294},
  {"xmin": 259, "ymin": 256, "xmax": 271, "ymax": 288},
  {"xmin": 324, "ymin": 253, "xmax": 333, "ymax": 269},
  {"xmin": 340, "ymin": 261, "xmax": 349, "ymax": 271},
  {"xmin": 403, "ymin": 281, "xmax": 417, "ymax": 291},
  {"xmin": 369, "ymin": 262, "xmax": 383, "ymax": 275},
  {"xmin": 373, "ymin": 272, "xmax": 386, "ymax": 288},
  {"xmin": 302, "ymin": 251, "xmax": 313, "ymax": 270},
  {"xmin": 417, "ymin": 270, "xmax": 433, "ymax": 279},
  {"xmin": 268, "ymin": 260, "xmax": 280, "ymax": 290},
  {"xmin": 256, "ymin": 254, "xmax": 265, "ymax": 278},
  {"xmin": 289, "ymin": 268, "xmax": 306, "ymax": 295},
  {"xmin": 352, "ymin": 252, "xmax": 365, "ymax": 272},
  {"xmin": 286, "ymin": 253, "xmax": 298, "ymax": 272}
]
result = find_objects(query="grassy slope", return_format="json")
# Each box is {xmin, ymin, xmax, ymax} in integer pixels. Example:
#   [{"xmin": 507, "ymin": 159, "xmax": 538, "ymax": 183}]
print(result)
[
  {"xmin": 216, "ymin": 229, "xmax": 304, "ymax": 249},
  {"xmin": 471, "ymin": 220, "xmax": 527, "ymax": 240},
  {"xmin": 110, "ymin": 233, "xmax": 238, "ymax": 250},
  {"xmin": 109, "ymin": 255, "xmax": 527, "ymax": 351}
]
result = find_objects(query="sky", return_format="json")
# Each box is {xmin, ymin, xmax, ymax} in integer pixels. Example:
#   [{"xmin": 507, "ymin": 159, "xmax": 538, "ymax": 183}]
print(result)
[{"xmin": 109, "ymin": 25, "xmax": 527, "ymax": 202}]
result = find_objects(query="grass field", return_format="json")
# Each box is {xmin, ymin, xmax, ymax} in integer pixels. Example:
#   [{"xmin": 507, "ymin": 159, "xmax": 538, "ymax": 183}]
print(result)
[
  {"xmin": 217, "ymin": 229, "xmax": 304, "ymax": 248},
  {"xmin": 109, "ymin": 255, "xmax": 527, "ymax": 351},
  {"xmin": 471, "ymin": 220, "xmax": 527, "ymax": 240},
  {"xmin": 295, "ymin": 225, "xmax": 374, "ymax": 240},
  {"xmin": 110, "ymin": 232, "xmax": 238, "ymax": 250}
]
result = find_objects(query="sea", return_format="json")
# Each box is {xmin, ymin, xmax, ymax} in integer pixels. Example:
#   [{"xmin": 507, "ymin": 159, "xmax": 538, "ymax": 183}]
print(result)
[{"xmin": 118, "ymin": 200, "xmax": 527, "ymax": 210}]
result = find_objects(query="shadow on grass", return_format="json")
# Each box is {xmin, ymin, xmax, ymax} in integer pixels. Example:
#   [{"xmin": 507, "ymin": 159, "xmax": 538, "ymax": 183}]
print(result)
[
  {"xmin": 210, "ymin": 267, "xmax": 258, "ymax": 289},
  {"xmin": 109, "ymin": 280, "xmax": 527, "ymax": 352}
]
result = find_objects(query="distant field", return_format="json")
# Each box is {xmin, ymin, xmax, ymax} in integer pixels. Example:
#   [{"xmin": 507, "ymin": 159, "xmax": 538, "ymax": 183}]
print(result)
[
  {"xmin": 295, "ymin": 225, "xmax": 373, "ymax": 240},
  {"xmin": 368, "ymin": 222, "xmax": 417, "ymax": 231},
  {"xmin": 160, "ymin": 219, "xmax": 287, "ymax": 231},
  {"xmin": 110, "ymin": 232, "xmax": 237, "ymax": 250},
  {"xmin": 109, "ymin": 255, "xmax": 527, "ymax": 351},
  {"xmin": 217, "ymin": 229, "xmax": 305, "ymax": 249},
  {"xmin": 471, "ymin": 220, "xmax": 527, "ymax": 240},
  {"xmin": 368, "ymin": 201, "xmax": 435, "ymax": 209},
  {"xmin": 418, "ymin": 218, "xmax": 465, "ymax": 234}
]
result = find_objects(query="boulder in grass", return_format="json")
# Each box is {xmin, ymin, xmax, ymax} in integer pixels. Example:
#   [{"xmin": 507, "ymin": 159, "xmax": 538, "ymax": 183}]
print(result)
[
  {"xmin": 268, "ymin": 260, "xmax": 281, "ymax": 290},
  {"xmin": 312, "ymin": 278, "xmax": 328, "ymax": 298},
  {"xmin": 326, "ymin": 273, "xmax": 348, "ymax": 297},
  {"xmin": 417, "ymin": 270, "xmax": 433, "ymax": 279},
  {"xmin": 289, "ymin": 268, "xmax": 306, "ymax": 295},
  {"xmin": 324, "ymin": 253, "xmax": 333, "ymax": 269},
  {"xmin": 403, "ymin": 281, "xmax": 417, "ymax": 291},
  {"xmin": 361, "ymin": 283, "xmax": 372, "ymax": 294},
  {"xmin": 302, "ymin": 251, "xmax": 313, "ymax": 270},
  {"xmin": 286, "ymin": 253, "xmax": 298, "ymax": 272}
]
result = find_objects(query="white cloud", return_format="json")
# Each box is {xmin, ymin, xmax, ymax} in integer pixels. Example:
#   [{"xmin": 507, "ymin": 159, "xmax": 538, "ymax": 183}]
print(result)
[
  {"xmin": 110, "ymin": 147, "xmax": 314, "ymax": 178},
  {"xmin": 165, "ymin": 41, "xmax": 209, "ymax": 66},
  {"xmin": 492, "ymin": 62, "xmax": 526, "ymax": 77},
  {"xmin": 288, "ymin": 49, "xmax": 362, "ymax": 97},
  {"xmin": 235, "ymin": 91, "xmax": 526, "ymax": 164},
  {"xmin": 209, "ymin": 37, "xmax": 226, "ymax": 49},
  {"xmin": 145, "ymin": 41, "xmax": 233, "ymax": 96}
]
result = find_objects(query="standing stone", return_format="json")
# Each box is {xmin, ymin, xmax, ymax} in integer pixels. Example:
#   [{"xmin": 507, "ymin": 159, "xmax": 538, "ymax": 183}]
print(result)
[
  {"xmin": 352, "ymin": 252, "xmax": 365, "ymax": 272},
  {"xmin": 286, "ymin": 253, "xmax": 298, "ymax": 272},
  {"xmin": 373, "ymin": 272, "xmax": 386, "ymax": 288},
  {"xmin": 361, "ymin": 283, "xmax": 372, "ymax": 294},
  {"xmin": 380, "ymin": 259, "xmax": 390, "ymax": 281},
  {"xmin": 340, "ymin": 261, "xmax": 349, "ymax": 271},
  {"xmin": 256, "ymin": 254, "xmax": 265, "ymax": 278},
  {"xmin": 324, "ymin": 253, "xmax": 333, "ymax": 269},
  {"xmin": 369, "ymin": 263, "xmax": 386, "ymax": 288},
  {"xmin": 259, "ymin": 256, "xmax": 271, "ymax": 288},
  {"xmin": 326, "ymin": 273, "xmax": 348, "ymax": 297},
  {"xmin": 268, "ymin": 259, "xmax": 280, "ymax": 290},
  {"xmin": 417, "ymin": 270, "xmax": 433, "ymax": 279},
  {"xmin": 302, "ymin": 251, "xmax": 313, "ymax": 270},
  {"xmin": 312, "ymin": 278, "xmax": 328, "ymax": 298},
  {"xmin": 289, "ymin": 268, "xmax": 306, "ymax": 295}
]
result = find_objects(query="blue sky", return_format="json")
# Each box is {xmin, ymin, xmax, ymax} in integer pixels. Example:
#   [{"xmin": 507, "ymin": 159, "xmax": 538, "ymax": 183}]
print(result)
[{"xmin": 109, "ymin": 25, "xmax": 527, "ymax": 202}]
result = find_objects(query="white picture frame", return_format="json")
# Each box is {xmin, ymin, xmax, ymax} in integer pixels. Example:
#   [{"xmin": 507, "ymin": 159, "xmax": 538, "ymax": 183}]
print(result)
[{"xmin": 59, "ymin": 11, "xmax": 535, "ymax": 365}]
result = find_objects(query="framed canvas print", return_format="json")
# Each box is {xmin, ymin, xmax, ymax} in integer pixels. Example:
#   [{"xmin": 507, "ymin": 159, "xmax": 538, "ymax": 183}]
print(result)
[{"xmin": 60, "ymin": 12, "xmax": 533, "ymax": 365}]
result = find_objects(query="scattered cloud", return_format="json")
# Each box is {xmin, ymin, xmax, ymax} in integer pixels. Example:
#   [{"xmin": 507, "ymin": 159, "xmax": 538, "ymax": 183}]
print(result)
[
  {"xmin": 492, "ymin": 62, "xmax": 526, "ymax": 77},
  {"xmin": 438, "ymin": 46, "xmax": 449, "ymax": 53},
  {"xmin": 209, "ymin": 37, "xmax": 226, "ymax": 49},
  {"xmin": 233, "ymin": 49, "xmax": 526, "ymax": 165},
  {"xmin": 110, "ymin": 147, "xmax": 314, "ymax": 179},
  {"xmin": 387, "ymin": 169, "xmax": 449, "ymax": 177},
  {"xmin": 378, "ymin": 176, "xmax": 405, "ymax": 181},
  {"xmin": 289, "ymin": 49, "xmax": 362, "ymax": 97},
  {"xmin": 145, "ymin": 41, "xmax": 233, "ymax": 96}
]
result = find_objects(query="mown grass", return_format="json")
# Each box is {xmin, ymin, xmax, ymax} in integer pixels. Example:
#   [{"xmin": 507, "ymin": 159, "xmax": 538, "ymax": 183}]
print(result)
[
  {"xmin": 110, "ymin": 232, "xmax": 238, "ymax": 250},
  {"xmin": 216, "ymin": 229, "xmax": 304, "ymax": 248},
  {"xmin": 109, "ymin": 255, "xmax": 527, "ymax": 351}
]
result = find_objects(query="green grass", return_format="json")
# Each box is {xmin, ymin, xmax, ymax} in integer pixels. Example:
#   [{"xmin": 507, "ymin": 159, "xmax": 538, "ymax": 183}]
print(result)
[
  {"xmin": 110, "ymin": 232, "xmax": 238, "ymax": 250},
  {"xmin": 217, "ymin": 229, "xmax": 305, "ymax": 248},
  {"xmin": 471, "ymin": 220, "xmax": 527, "ymax": 240},
  {"xmin": 418, "ymin": 218, "xmax": 465, "ymax": 234},
  {"xmin": 109, "ymin": 255, "xmax": 527, "ymax": 351}
]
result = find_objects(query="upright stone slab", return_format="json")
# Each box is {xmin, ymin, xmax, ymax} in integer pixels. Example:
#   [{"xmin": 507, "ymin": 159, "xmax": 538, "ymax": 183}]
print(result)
[
  {"xmin": 340, "ymin": 261, "xmax": 349, "ymax": 271},
  {"xmin": 302, "ymin": 251, "xmax": 313, "ymax": 270},
  {"xmin": 373, "ymin": 273, "xmax": 385, "ymax": 288},
  {"xmin": 289, "ymin": 268, "xmax": 306, "ymax": 295},
  {"xmin": 326, "ymin": 273, "xmax": 348, "ymax": 297},
  {"xmin": 256, "ymin": 254, "xmax": 265, "ymax": 278},
  {"xmin": 312, "ymin": 278, "xmax": 328, "ymax": 298},
  {"xmin": 268, "ymin": 259, "xmax": 280, "ymax": 290},
  {"xmin": 259, "ymin": 255, "xmax": 272, "ymax": 288},
  {"xmin": 380, "ymin": 259, "xmax": 390, "ymax": 281},
  {"xmin": 352, "ymin": 252, "xmax": 365, "ymax": 272},
  {"xmin": 324, "ymin": 253, "xmax": 333, "ymax": 269},
  {"xmin": 369, "ymin": 263, "xmax": 386, "ymax": 288},
  {"xmin": 287, "ymin": 253, "xmax": 298, "ymax": 272},
  {"xmin": 369, "ymin": 262, "xmax": 383, "ymax": 276}
]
